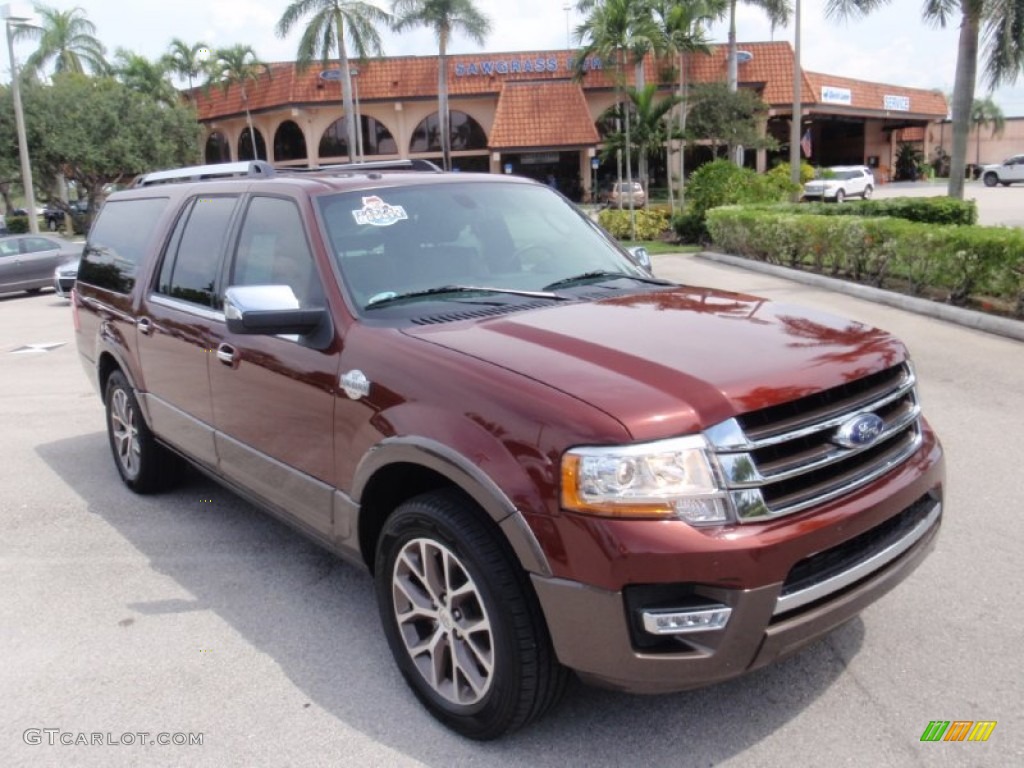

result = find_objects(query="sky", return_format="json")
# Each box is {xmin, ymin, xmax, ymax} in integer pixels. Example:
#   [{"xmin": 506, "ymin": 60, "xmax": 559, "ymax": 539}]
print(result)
[{"xmin": 5, "ymin": 1, "xmax": 1024, "ymax": 116}]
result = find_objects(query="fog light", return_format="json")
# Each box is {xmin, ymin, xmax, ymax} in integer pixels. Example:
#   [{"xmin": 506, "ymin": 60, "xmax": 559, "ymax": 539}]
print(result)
[{"xmin": 641, "ymin": 606, "xmax": 732, "ymax": 635}]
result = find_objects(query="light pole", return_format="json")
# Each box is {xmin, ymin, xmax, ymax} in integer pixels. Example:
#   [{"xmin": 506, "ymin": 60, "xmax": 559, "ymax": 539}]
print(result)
[
  {"xmin": 3, "ymin": 2, "xmax": 38, "ymax": 233},
  {"xmin": 788, "ymin": 0, "xmax": 802, "ymax": 197},
  {"xmin": 350, "ymin": 66, "xmax": 363, "ymax": 163},
  {"xmin": 563, "ymin": 3, "xmax": 571, "ymax": 50}
]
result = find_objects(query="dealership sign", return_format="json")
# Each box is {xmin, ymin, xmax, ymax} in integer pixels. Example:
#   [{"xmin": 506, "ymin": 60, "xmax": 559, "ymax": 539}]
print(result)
[
  {"xmin": 455, "ymin": 55, "xmax": 605, "ymax": 77},
  {"xmin": 821, "ymin": 86, "xmax": 853, "ymax": 105},
  {"xmin": 883, "ymin": 94, "xmax": 911, "ymax": 111}
]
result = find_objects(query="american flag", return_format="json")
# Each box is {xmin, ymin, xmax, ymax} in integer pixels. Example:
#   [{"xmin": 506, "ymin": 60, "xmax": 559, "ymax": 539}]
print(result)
[{"xmin": 800, "ymin": 129, "xmax": 812, "ymax": 158}]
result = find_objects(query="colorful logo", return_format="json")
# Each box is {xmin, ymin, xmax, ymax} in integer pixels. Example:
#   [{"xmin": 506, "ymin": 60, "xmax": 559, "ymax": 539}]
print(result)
[
  {"xmin": 920, "ymin": 720, "xmax": 997, "ymax": 742},
  {"xmin": 351, "ymin": 196, "xmax": 408, "ymax": 227}
]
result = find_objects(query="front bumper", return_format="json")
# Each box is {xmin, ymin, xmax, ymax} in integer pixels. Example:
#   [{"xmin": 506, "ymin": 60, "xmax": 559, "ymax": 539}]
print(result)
[{"xmin": 531, "ymin": 432, "xmax": 944, "ymax": 693}]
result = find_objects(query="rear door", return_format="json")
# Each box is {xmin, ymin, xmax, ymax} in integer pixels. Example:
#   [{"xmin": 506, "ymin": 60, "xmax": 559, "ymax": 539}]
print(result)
[
  {"xmin": 136, "ymin": 194, "xmax": 240, "ymax": 467},
  {"xmin": 209, "ymin": 194, "xmax": 340, "ymax": 536},
  {"xmin": 0, "ymin": 238, "xmax": 23, "ymax": 290},
  {"xmin": 18, "ymin": 236, "xmax": 65, "ymax": 284}
]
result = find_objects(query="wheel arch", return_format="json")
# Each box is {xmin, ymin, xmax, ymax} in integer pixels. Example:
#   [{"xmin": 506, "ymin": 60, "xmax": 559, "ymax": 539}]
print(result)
[{"xmin": 352, "ymin": 437, "xmax": 552, "ymax": 579}]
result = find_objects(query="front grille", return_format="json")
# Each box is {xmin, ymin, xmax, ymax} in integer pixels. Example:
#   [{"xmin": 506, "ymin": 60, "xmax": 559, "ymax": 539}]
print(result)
[{"xmin": 706, "ymin": 363, "xmax": 922, "ymax": 522}]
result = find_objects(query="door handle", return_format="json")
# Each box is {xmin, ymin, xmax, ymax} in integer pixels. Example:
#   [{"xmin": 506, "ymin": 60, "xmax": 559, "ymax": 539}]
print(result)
[
  {"xmin": 216, "ymin": 343, "xmax": 236, "ymax": 366},
  {"xmin": 137, "ymin": 317, "xmax": 153, "ymax": 335}
]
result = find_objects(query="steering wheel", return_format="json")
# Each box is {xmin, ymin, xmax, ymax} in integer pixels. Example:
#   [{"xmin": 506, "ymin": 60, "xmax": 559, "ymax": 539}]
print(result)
[{"xmin": 514, "ymin": 243, "xmax": 558, "ymax": 273}]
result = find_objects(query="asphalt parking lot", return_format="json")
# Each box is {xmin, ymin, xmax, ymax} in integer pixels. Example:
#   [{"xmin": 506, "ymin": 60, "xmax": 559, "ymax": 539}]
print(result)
[{"xmin": 2, "ymin": 257, "xmax": 1022, "ymax": 767}]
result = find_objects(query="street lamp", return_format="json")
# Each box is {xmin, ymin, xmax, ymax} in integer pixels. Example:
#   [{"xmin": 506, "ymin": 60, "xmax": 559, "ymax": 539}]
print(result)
[
  {"xmin": 563, "ymin": 3, "xmax": 571, "ymax": 50},
  {"xmin": 788, "ymin": 0, "xmax": 802, "ymax": 197},
  {"xmin": 3, "ymin": 2, "xmax": 38, "ymax": 233},
  {"xmin": 350, "ymin": 66, "xmax": 363, "ymax": 163}
]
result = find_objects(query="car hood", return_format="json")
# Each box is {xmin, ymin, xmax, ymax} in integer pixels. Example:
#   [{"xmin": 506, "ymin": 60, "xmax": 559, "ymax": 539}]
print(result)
[{"xmin": 402, "ymin": 286, "xmax": 907, "ymax": 441}]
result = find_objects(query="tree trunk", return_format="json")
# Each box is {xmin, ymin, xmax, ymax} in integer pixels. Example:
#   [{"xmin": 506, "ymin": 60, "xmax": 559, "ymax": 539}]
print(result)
[
  {"xmin": 439, "ymin": 26, "xmax": 451, "ymax": 171},
  {"xmin": 336, "ymin": 18, "xmax": 359, "ymax": 163},
  {"xmin": 947, "ymin": 3, "xmax": 979, "ymax": 200},
  {"xmin": 242, "ymin": 84, "xmax": 259, "ymax": 161},
  {"xmin": 678, "ymin": 48, "xmax": 689, "ymax": 205}
]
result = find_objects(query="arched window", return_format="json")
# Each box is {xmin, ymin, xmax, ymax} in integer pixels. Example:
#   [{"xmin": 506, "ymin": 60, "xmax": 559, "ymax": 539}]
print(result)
[
  {"xmin": 410, "ymin": 111, "xmax": 487, "ymax": 153},
  {"xmin": 204, "ymin": 132, "xmax": 231, "ymax": 164},
  {"xmin": 238, "ymin": 127, "xmax": 267, "ymax": 161},
  {"xmin": 274, "ymin": 120, "xmax": 307, "ymax": 161},
  {"xmin": 319, "ymin": 115, "xmax": 397, "ymax": 160}
]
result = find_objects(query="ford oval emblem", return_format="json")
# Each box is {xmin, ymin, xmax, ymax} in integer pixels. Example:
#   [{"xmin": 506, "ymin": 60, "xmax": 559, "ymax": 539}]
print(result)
[{"xmin": 834, "ymin": 413, "xmax": 885, "ymax": 448}]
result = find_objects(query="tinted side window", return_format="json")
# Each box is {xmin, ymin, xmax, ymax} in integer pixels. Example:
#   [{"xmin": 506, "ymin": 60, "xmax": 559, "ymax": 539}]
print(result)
[
  {"xmin": 231, "ymin": 196, "xmax": 322, "ymax": 308},
  {"xmin": 78, "ymin": 198, "xmax": 169, "ymax": 294},
  {"xmin": 157, "ymin": 196, "xmax": 238, "ymax": 308}
]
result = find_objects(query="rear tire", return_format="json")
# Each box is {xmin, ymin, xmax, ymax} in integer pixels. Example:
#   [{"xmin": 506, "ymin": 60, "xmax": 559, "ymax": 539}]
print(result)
[
  {"xmin": 105, "ymin": 370, "xmax": 184, "ymax": 493},
  {"xmin": 375, "ymin": 489, "xmax": 568, "ymax": 740}
]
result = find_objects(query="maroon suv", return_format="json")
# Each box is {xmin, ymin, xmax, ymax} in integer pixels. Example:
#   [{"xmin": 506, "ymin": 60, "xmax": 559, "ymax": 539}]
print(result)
[{"xmin": 73, "ymin": 160, "xmax": 944, "ymax": 739}]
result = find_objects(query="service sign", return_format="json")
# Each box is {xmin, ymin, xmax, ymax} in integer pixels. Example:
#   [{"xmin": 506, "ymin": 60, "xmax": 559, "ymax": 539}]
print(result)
[{"xmin": 884, "ymin": 94, "xmax": 911, "ymax": 112}]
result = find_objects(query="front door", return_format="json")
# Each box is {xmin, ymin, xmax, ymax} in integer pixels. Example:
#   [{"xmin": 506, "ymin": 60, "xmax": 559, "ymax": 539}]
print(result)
[{"xmin": 209, "ymin": 195, "xmax": 340, "ymax": 536}]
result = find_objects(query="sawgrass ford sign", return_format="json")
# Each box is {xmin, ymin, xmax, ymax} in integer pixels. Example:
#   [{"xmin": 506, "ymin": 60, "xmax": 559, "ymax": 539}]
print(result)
[{"xmin": 454, "ymin": 55, "xmax": 605, "ymax": 77}]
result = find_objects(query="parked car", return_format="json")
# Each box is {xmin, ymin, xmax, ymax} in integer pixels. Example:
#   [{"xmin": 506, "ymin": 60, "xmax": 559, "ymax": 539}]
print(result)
[
  {"xmin": 43, "ymin": 200, "xmax": 92, "ymax": 231},
  {"xmin": 802, "ymin": 165, "xmax": 875, "ymax": 202},
  {"xmin": 53, "ymin": 256, "xmax": 80, "ymax": 298},
  {"xmin": 979, "ymin": 154, "xmax": 1024, "ymax": 187},
  {"xmin": 604, "ymin": 180, "xmax": 646, "ymax": 207},
  {"xmin": 0, "ymin": 234, "xmax": 83, "ymax": 295},
  {"xmin": 74, "ymin": 159, "xmax": 943, "ymax": 739}
]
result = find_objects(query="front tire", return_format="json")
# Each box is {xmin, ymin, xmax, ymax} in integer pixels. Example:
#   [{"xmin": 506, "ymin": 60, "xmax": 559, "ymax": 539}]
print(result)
[
  {"xmin": 834, "ymin": 189, "xmax": 846, "ymax": 203},
  {"xmin": 105, "ymin": 370, "xmax": 184, "ymax": 493},
  {"xmin": 862, "ymin": 185, "xmax": 873, "ymax": 200},
  {"xmin": 983, "ymin": 172, "xmax": 998, "ymax": 187},
  {"xmin": 375, "ymin": 490, "xmax": 568, "ymax": 740}
]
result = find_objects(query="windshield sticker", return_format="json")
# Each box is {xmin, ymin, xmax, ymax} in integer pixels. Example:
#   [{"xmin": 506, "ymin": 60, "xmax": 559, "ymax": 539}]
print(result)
[{"xmin": 352, "ymin": 196, "xmax": 408, "ymax": 227}]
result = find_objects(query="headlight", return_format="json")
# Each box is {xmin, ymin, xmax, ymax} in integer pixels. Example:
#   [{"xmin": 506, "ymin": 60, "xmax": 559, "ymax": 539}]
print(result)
[{"xmin": 561, "ymin": 436, "xmax": 729, "ymax": 524}]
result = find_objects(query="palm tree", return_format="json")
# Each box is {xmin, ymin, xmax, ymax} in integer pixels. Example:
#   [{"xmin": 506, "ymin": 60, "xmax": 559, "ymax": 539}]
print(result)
[
  {"xmin": 14, "ymin": 4, "xmax": 108, "ymax": 77},
  {"xmin": 208, "ymin": 45, "xmax": 272, "ymax": 161},
  {"xmin": 391, "ymin": 0, "xmax": 491, "ymax": 171},
  {"xmin": 825, "ymin": 1, "xmax": 1024, "ymax": 200},
  {"xmin": 114, "ymin": 50, "xmax": 177, "ymax": 106},
  {"xmin": 576, "ymin": 0, "xmax": 661, "ymax": 237},
  {"xmin": 277, "ymin": 1, "xmax": 390, "ymax": 164},
  {"xmin": 651, "ymin": 0, "xmax": 726, "ymax": 208},
  {"xmin": 970, "ymin": 95, "xmax": 1005, "ymax": 169},
  {"xmin": 726, "ymin": 0, "xmax": 790, "ymax": 92},
  {"xmin": 164, "ymin": 39, "xmax": 212, "ymax": 97}
]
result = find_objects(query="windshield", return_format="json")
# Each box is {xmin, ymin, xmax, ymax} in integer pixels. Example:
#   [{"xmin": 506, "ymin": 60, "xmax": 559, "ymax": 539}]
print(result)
[{"xmin": 317, "ymin": 180, "xmax": 648, "ymax": 311}]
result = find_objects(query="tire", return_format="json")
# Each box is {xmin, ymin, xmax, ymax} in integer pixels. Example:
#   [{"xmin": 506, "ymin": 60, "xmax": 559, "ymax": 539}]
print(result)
[
  {"xmin": 375, "ymin": 489, "xmax": 568, "ymax": 740},
  {"xmin": 104, "ymin": 370, "xmax": 184, "ymax": 493},
  {"xmin": 983, "ymin": 172, "xmax": 998, "ymax": 187},
  {"xmin": 834, "ymin": 189, "xmax": 845, "ymax": 203},
  {"xmin": 862, "ymin": 185, "xmax": 873, "ymax": 200},
  {"xmin": 25, "ymin": 288, "xmax": 42, "ymax": 295}
]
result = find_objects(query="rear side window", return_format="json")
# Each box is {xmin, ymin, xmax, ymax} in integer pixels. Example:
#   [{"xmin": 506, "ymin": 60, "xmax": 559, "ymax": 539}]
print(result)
[
  {"xmin": 156, "ymin": 195, "xmax": 238, "ymax": 308},
  {"xmin": 77, "ymin": 198, "xmax": 169, "ymax": 294}
]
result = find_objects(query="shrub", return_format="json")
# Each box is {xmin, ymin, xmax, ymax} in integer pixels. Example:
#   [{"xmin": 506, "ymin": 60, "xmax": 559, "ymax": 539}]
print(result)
[
  {"xmin": 598, "ymin": 207, "xmax": 671, "ymax": 241},
  {"xmin": 705, "ymin": 206, "xmax": 1024, "ymax": 305},
  {"xmin": 6, "ymin": 215, "xmax": 30, "ymax": 234},
  {"xmin": 775, "ymin": 197, "xmax": 977, "ymax": 226}
]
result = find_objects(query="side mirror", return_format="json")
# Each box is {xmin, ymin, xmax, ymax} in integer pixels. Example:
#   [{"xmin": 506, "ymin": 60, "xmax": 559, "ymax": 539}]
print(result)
[
  {"xmin": 224, "ymin": 285, "xmax": 325, "ymax": 336},
  {"xmin": 627, "ymin": 245, "xmax": 652, "ymax": 275}
]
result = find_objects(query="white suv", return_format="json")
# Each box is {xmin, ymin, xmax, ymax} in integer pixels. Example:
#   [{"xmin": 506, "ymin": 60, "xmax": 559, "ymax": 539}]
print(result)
[
  {"xmin": 980, "ymin": 154, "xmax": 1024, "ymax": 187},
  {"xmin": 803, "ymin": 165, "xmax": 875, "ymax": 203}
]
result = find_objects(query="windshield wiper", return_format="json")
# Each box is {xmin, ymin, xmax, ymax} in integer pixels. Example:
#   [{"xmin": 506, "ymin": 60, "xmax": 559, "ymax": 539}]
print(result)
[
  {"xmin": 543, "ymin": 271, "xmax": 673, "ymax": 291},
  {"xmin": 365, "ymin": 285, "xmax": 566, "ymax": 309}
]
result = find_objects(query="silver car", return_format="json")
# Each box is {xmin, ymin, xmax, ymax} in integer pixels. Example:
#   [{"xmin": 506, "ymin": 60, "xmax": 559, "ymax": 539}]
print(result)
[{"xmin": 0, "ymin": 234, "xmax": 83, "ymax": 296}]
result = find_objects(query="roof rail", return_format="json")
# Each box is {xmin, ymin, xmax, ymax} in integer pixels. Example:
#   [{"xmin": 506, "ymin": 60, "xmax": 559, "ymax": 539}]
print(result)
[
  {"xmin": 289, "ymin": 158, "xmax": 443, "ymax": 175},
  {"xmin": 134, "ymin": 160, "xmax": 275, "ymax": 187}
]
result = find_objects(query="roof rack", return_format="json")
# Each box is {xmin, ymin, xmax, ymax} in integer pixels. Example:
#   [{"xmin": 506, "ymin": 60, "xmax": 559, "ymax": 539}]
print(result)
[
  {"xmin": 133, "ymin": 158, "xmax": 442, "ymax": 188},
  {"xmin": 134, "ymin": 160, "xmax": 275, "ymax": 187}
]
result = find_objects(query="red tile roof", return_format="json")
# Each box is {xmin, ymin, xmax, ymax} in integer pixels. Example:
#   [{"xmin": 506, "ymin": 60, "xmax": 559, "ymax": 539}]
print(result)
[
  {"xmin": 488, "ymin": 81, "xmax": 599, "ymax": 149},
  {"xmin": 192, "ymin": 43, "xmax": 947, "ymax": 123}
]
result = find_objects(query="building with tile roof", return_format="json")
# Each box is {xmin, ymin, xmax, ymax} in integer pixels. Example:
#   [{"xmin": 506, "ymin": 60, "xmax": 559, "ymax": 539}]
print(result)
[{"xmin": 194, "ymin": 41, "xmax": 947, "ymax": 200}]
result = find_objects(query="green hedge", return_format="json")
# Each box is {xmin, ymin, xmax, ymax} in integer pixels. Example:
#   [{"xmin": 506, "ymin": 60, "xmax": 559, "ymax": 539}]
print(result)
[
  {"xmin": 791, "ymin": 196, "xmax": 978, "ymax": 226},
  {"xmin": 598, "ymin": 208, "xmax": 671, "ymax": 240},
  {"xmin": 706, "ymin": 206, "xmax": 1024, "ymax": 313}
]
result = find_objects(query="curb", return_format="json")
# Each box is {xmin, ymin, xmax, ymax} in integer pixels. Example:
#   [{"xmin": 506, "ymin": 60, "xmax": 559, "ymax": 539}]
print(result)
[{"xmin": 695, "ymin": 250, "xmax": 1024, "ymax": 343}]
